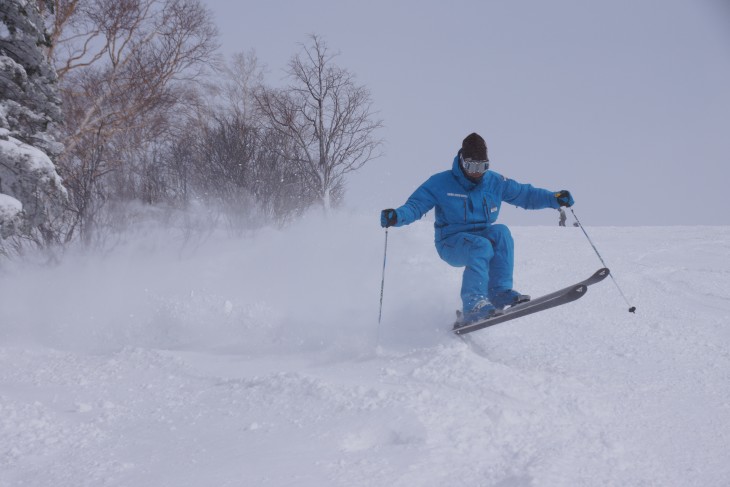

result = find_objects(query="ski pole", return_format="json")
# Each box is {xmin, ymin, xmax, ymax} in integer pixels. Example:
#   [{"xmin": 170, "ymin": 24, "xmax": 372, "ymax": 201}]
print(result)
[
  {"xmin": 570, "ymin": 208, "xmax": 636, "ymax": 313},
  {"xmin": 377, "ymin": 228, "xmax": 389, "ymax": 331}
]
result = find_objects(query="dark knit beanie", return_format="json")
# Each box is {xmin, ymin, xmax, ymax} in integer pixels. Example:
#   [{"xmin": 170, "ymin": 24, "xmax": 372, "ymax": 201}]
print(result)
[{"xmin": 461, "ymin": 133, "xmax": 488, "ymax": 161}]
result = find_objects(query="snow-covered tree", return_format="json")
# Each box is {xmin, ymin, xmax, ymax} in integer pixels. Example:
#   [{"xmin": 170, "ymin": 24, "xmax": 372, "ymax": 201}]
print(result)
[{"xmin": 0, "ymin": 0, "xmax": 66, "ymax": 242}]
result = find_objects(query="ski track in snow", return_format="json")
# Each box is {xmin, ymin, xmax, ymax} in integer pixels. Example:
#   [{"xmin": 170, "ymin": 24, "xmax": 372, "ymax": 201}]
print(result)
[{"xmin": 1, "ymin": 215, "xmax": 729, "ymax": 486}]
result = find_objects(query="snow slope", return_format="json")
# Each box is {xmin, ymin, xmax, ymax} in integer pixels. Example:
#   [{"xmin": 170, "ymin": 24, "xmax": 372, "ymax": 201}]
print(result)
[{"xmin": 1, "ymin": 212, "xmax": 729, "ymax": 486}]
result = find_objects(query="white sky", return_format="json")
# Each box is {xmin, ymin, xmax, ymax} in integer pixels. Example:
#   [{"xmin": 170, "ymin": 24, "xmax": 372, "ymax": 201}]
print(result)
[{"xmin": 203, "ymin": 0, "xmax": 730, "ymax": 225}]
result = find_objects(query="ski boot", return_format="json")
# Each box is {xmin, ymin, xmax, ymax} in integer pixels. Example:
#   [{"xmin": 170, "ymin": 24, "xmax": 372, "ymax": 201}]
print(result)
[
  {"xmin": 454, "ymin": 299, "xmax": 501, "ymax": 330},
  {"xmin": 489, "ymin": 289, "xmax": 531, "ymax": 310}
]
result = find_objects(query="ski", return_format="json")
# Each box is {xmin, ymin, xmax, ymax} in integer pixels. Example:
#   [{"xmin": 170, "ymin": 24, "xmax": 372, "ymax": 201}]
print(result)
[{"xmin": 453, "ymin": 268, "xmax": 610, "ymax": 335}]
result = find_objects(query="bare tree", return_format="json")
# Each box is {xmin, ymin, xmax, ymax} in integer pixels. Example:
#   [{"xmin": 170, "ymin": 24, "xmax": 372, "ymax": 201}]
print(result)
[
  {"xmin": 151, "ymin": 51, "xmax": 315, "ymax": 230},
  {"xmin": 51, "ymin": 0, "xmax": 218, "ymax": 152},
  {"xmin": 47, "ymin": 0, "xmax": 218, "ymax": 242},
  {"xmin": 219, "ymin": 50, "xmax": 265, "ymax": 124},
  {"xmin": 255, "ymin": 34, "xmax": 382, "ymax": 211}
]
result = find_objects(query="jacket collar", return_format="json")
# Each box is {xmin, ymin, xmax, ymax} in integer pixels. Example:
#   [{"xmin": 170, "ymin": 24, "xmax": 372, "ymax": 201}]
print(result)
[{"xmin": 452, "ymin": 150, "xmax": 484, "ymax": 190}]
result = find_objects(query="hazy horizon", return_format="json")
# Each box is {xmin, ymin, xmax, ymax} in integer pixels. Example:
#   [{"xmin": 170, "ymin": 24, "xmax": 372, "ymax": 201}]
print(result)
[{"xmin": 203, "ymin": 0, "xmax": 730, "ymax": 226}]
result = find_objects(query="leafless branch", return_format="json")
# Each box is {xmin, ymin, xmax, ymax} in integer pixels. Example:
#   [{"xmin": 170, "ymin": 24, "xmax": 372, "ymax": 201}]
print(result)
[{"xmin": 255, "ymin": 34, "xmax": 382, "ymax": 209}]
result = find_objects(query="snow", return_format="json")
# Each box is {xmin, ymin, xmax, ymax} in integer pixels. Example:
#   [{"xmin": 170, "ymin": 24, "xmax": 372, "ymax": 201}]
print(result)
[
  {"xmin": 0, "ymin": 19, "xmax": 10, "ymax": 40},
  {"xmin": 0, "ymin": 129, "xmax": 66, "ymax": 235},
  {"xmin": 1, "ymin": 211, "xmax": 729, "ymax": 486},
  {"xmin": 0, "ymin": 193, "xmax": 22, "ymax": 220},
  {"xmin": 0, "ymin": 131, "xmax": 60, "ymax": 175}
]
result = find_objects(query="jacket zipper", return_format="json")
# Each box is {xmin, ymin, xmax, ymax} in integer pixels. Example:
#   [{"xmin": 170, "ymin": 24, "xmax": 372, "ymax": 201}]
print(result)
[
  {"xmin": 483, "ymin": 197, "xmax": 489, "ymax": 222},
  {"xmin": 463, "ymin": 200, "xmax": 467, "ymax": 222}
]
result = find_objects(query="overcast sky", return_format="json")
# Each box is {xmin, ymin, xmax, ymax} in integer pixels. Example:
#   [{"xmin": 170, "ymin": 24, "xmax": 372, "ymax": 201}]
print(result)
[{"xmin": 203, "ymin": 0, "xmax": 730, "ymax": 226}]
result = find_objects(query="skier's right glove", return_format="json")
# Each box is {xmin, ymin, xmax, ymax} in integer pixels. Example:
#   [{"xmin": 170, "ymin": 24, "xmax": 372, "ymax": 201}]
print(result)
[
  {"xmin": 555, "ymin": 190, "xmax": 574, "ymax": 207},
  {"xmin": 380, "ymin": 209, "xmax": 398, "ymax": 228}
]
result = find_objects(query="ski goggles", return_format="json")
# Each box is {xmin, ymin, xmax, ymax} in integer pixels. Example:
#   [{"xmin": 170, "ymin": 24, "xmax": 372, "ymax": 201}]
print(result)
[{"xmin": 460, "ymin": 154, "xmax": 490, "ymax": 175}]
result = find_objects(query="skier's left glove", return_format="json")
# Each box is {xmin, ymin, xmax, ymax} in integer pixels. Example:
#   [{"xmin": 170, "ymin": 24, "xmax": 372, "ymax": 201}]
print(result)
[
  {"xmin": 555, "ymin": 190, "xmax": 574, "ymax": 207},
  {"xmin": 380, "ymin": 209, "xmax": 397, "ymax": 228}
]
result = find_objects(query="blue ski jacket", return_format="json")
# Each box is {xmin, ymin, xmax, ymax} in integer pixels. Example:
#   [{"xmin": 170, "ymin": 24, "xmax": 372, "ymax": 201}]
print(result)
[{"xmin": 393, "ymin": 153, "xmax": 561, "ymax": 243}]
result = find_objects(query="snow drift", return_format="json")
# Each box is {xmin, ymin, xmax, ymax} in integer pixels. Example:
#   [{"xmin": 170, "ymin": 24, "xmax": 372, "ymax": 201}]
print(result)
[{"xmin": 1, "ymin": 211, "xmax": 729, "ymax": 486}]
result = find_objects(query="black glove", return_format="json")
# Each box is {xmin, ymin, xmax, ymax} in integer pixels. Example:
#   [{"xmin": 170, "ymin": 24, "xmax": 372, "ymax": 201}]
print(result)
[
  {"xmin": 555, "ymin": 190, "xmax": 574, "ymax": 207},
  {"xmin": 380, "ymin": 209, "xmax": 397, "ymax": 228}
]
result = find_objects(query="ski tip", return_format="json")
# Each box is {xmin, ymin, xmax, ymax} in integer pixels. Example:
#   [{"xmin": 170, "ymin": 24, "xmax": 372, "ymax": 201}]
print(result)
[{"xmin": 597, "ymin": 267, "xmax": 610, "ymax": 277}]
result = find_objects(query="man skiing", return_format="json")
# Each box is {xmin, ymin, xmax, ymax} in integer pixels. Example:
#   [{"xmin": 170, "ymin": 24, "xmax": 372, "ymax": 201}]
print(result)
[{"xmin": 380, "ymin": 132, "xmax": 574, "ymax": 325}]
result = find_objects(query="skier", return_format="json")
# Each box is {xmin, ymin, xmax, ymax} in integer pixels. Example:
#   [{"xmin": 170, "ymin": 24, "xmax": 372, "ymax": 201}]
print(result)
[
  {"xmin": 380, "ymin": 132, "xmax": 574, "ymax": 324},
  {"xmin": 559, "ymin": 208, "xmax": 567, "ymax": 227}
]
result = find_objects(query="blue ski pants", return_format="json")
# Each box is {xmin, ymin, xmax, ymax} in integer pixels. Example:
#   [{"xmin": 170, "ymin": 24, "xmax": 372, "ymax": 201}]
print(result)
[{"xmin": 436, "ymin": 224, "xmax": 514, "ymax": 312}]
